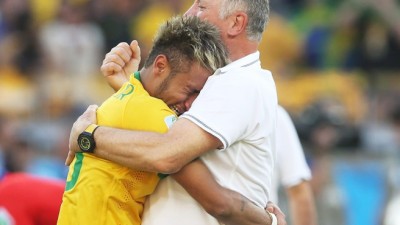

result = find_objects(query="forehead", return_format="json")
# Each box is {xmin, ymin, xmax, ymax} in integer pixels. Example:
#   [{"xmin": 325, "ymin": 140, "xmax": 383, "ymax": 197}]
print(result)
[
  {"xmin": 176, "ymin": 61, "xmax": 210, "ymax": 86},
  {"xmin": 198, "ymin": 0, "xmax": 221, "ymax": 7}
]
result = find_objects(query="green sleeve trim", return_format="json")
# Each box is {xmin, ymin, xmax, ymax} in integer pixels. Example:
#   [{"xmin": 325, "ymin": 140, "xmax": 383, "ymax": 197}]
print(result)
[
  {"xmin": 134, "ymin": 71, "xmax": 141, "ymax": 82},
  {"xmin": 157, "ymin": 173, "xmax": 169, "ymax": 179},
  {"xmin": 65, "ymin": 153, "xmax": 84, "ymax": 191}
]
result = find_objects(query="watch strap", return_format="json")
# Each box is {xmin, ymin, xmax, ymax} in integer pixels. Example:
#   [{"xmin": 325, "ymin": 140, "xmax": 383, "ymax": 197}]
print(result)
[{"xmin": 85, "ymin": 124, "xmax": 99, "ymax": 134}]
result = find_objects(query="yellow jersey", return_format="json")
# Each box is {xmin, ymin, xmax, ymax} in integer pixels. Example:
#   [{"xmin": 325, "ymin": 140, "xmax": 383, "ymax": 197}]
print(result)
[{"xmin": 57, "ymin": 72, "xmax": 177, "ymax": 225}]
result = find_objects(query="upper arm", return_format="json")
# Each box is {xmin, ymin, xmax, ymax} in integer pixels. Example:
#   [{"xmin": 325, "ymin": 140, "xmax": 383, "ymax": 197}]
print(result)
[{"xmin": 286, "ymin": 181, "xmax": 314, "ymax": 201}]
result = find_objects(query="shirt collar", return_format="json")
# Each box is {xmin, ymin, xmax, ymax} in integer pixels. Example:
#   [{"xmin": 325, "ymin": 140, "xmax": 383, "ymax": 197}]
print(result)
[
  {"xmin": 133, "ymin": 71, "xmax": 141, "ymax": 82},
  {"xmin": 214, "ymin": 51, "xmax": 261, "ymax": 75}
]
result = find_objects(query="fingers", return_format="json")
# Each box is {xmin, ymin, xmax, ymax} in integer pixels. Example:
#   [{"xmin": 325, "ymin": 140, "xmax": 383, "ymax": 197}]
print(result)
[
  {"xmin": 65, "ymin": 150, "xmax": 75, "ymax": 166},
  {"xmin": 79, "ymin": 104, "xmax": 98, "ymax": 125},
  {"xmin": 274, "ymin": 209, "xmax": 286, "ymax": 225},
  {"xmin": 101, "ymin": 41, "xmax": 142, "ymax": 79},
  {"xmin": 265, "ymin": 201, "xmax": 274, "ymax": 213},
  {"xmin": 114, "ymin": 42, "xmax": 132, "ymax": 62},
  {"xmin": 85, "ymin": 104, "xmax": 99, "ymax": 117},
  {"xmin": 266, "ymin": 201, "xmax": 285, "ymax": 215},
  {"xmin": 101, "ymin": 42, "xmax": 132, "ymax": 76},
  {"xmin": 266, "ymin": 201, "xmax": 287, "ymax": 225},
  {"xmin": 271, "ymin": 201, "xmax": 285, "ymax": 216},
  {"xmin": 100, "ymin": 61, "xmax": 123, "ymax": 77},
  {"xmin": 102, "ymin": 53, "xmax": 127, "ymax": 69}
]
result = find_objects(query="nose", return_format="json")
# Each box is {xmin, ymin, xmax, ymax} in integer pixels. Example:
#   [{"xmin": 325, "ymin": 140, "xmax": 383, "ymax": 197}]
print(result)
[
  {"xmin": 184, "ymin": 93, "xmax": 199, "ymax": 111},
  {"xmin": 184, "ymin": 4, "xmax": 197, "ymax": 17}
]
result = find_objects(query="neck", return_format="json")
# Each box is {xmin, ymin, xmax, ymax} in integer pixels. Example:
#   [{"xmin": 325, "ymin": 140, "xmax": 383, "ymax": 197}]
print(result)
[
  {"xmin": 138, "ymin": 67, "xmax": 159, "ymax": 97},
  {"xmin": 139, "ymin": 68, "xmax": 151, "ymax": 93},
  {"xmin": 226, "ymin": 38, "xmax": 259, "ymax": 61}
]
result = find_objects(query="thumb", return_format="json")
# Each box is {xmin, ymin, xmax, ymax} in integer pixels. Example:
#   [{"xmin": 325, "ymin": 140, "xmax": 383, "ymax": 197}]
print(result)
[
  {"xmin": 130, "ymin": 40, "xmax": 141, "ymax": 60},
  {"xmin": 124, "ymin": 40, "xmax": 141, "ymax": 74}
]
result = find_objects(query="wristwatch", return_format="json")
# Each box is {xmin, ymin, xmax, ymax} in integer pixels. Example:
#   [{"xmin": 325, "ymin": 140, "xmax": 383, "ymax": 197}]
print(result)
[{"xmin": 77, "ymin": 124, "xmax": 99, "ymax": 153}]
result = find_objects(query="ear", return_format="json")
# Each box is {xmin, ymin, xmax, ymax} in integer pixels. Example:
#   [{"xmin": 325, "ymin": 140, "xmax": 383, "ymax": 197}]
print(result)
[
  {"xmin": 227, "ymin": 12, "xmax": 248, "ymax": 37},
  {"xmin": 153, "ymin": 54, "xmax": 171, "ymax": 78}
]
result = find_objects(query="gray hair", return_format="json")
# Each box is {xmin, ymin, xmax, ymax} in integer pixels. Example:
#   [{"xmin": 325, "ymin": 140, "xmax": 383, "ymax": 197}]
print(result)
[
  {"xmin": 219, "ymin": 0, "xmax": 269, "ymax": 41},
  {"xmin": 144, "ymin": 16, "xmax": 229, "ymax": 74}
]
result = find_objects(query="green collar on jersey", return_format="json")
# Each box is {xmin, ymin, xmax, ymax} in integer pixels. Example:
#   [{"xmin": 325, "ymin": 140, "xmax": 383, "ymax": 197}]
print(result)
[{"xmin": 134, "ymin": 71, "xmax": 141, "ymax": 82}]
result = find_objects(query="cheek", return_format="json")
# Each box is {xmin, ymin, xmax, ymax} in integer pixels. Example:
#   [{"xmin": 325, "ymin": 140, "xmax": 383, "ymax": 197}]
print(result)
[
  {"xmin": 198, "ymin": 12, "xmax": 209, "ymax": 20},
  {"xmin": 168, "ymin": 87, "xmax": 188, "ymax": 102}
]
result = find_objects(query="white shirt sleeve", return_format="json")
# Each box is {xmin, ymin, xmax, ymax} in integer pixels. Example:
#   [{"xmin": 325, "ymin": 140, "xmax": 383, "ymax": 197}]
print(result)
[{"xmin": 276, "ymin": 106, "xmax": 312, "ymax": 187}]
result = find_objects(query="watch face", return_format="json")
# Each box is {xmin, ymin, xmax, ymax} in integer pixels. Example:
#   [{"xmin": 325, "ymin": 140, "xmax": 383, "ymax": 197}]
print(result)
[
  {"xmin": 78, "ymin": 133, "xmax": 95, "ymax": 152},
  {"xmin": 79, "ymin": 136, "xmax": 91, "ymax": 151}
]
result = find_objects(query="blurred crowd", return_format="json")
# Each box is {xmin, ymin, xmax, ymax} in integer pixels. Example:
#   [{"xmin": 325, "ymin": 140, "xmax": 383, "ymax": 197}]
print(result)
[{"xmin": 0, "ymin": 0, "xmax": 399, "ymax": 225}]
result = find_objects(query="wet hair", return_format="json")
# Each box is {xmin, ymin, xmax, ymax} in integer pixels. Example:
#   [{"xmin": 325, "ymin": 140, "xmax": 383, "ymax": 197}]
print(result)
[
  {"xmin": 219, "ymin": 0, "xmax": 269, "ymax": 41},
  {"xmin": 143, "ymin": 16, "xmax": 229, "ymax": 76}
]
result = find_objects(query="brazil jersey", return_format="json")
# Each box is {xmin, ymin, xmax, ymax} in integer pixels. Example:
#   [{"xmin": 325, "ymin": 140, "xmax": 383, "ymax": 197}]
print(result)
[{"xmin": 57, "ymin": 72, "xmax": 177, "ymax": 225}]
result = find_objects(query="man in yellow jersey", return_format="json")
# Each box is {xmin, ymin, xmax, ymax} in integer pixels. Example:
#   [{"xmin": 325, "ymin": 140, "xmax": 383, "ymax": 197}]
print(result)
[{"xmin": 57, "ymin": 16, "xmax": 229, "ymax": 225}]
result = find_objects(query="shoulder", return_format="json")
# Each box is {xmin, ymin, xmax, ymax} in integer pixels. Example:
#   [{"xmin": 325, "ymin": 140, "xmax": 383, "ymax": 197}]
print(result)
[
  {"xmin": 277, "ymin": 106, "xmax": 291, "ymax": 121},
  {"xmin": 124, "ymin": 96, "xmax": 176, "ymax": 131},
  {"xmin": 215, "ymin": 67, "xmax": 273, "ymax": 87}
]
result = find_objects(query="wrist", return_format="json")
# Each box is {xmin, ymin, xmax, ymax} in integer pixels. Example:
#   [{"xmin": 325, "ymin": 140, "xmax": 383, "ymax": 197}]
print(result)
[{"xmin": 77, "ymin": 124, "xmax": 99, "ymax": 153}]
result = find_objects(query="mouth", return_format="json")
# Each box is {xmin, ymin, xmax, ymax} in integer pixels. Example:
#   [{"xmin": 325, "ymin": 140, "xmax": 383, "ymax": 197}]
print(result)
[{"xmin": 170, "ymin": 105, "xmax": 182, "ymax": 116}]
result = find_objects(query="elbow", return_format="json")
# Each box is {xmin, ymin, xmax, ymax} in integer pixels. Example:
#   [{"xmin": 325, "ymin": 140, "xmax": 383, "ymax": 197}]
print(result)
[
  {"xmin": 151, "ymin": 157, "xmax": 184, "ymax": 174},
  {"xmin": 202, "ymin": 197, "xmax": 233, "ymax": 220},
  {"xmin": 142, "ymin": 137, "xmax": 189, "ymax": 174}
]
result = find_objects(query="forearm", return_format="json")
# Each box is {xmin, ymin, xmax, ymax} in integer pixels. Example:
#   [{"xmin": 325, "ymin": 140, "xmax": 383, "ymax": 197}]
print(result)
[
  {"xmin": 172, "ymin": 160, "xmax": 272, "ymax": 225},
  {"xmin": 286, "ymin": 181, "xmax": 317, "ymax": 225},
  {"xmin": 93, "ymin": 126, "xmax": 185, "ymax": 173},
  {"xmin": 217, "ymin": 191, "xmax": 273, "ymax": 225},
  {"xmin": 92, "ymin": 118, "xmax": 219, "ymax": 173}
]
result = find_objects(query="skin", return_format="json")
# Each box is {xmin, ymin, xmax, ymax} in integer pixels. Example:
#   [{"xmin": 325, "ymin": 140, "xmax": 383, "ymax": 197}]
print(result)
[
  {"xmin": 140, "ymin": 55, "xmax": 208, "ymax": 115},
  {"xmin": 286, "ymin": 181, "xmax": 318, "ymax": 225},
  {"xmin": 185, "ymin": 0, "xmax": 258, "ymax": 61},
  {"xmin": 67, "ymin": 0, "xmax": 287, "ymax": 224},
  {"xmin": 101, "ymin": 41, "xmax": 203, "ymax": 114}
]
